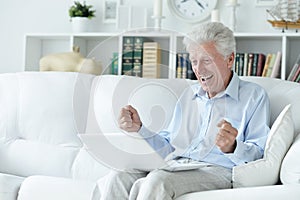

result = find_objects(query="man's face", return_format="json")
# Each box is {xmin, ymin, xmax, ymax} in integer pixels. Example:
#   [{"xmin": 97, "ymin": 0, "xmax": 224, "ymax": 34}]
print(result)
[{"xmin": 188, "ymin": 42, "xmax": 234, "ymax": 98}]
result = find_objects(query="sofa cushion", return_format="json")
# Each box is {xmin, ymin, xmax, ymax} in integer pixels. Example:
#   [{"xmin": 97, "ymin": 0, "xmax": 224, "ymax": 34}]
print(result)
[
  {"xmin": 0, "ymin": 139, "xmax": 79, "ymax": 178},
  {"xmin": 0, "ymin": 72, "xmax": 95, "ymax": 178},
  {"xmin": 18, "ymin": 175, "xmax": 100, "ymax": 200},
  {"xmin": 71, "ymin": 148, "xmax": 110, "ymax": 181},
  {"xmin": 0, "ymin": 173, "xmax": 24, "ymax": 200},
  {"xmin": 232, "ymin": 104, "xmax": 294, "ymax": 187},
  {"xmin": 280, "ymin": 133, "xmax": 300, "ymax": 184}
]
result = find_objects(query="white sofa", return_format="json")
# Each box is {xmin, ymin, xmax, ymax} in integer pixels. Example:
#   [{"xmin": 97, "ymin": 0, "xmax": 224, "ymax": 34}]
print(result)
[{"xmin": 0, "ymin": 72, "xmax": 299, "ymax": 200}]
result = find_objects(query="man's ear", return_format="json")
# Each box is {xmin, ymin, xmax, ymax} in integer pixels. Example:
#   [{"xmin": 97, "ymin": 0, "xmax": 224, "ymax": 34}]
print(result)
[{"xmin": 227, "ymin": 52, "xmax": 235, "ymax": 68}]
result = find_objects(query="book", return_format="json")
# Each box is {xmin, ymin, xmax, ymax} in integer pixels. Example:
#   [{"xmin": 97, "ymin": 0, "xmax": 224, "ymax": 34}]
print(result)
[
  {"xmin": 132, "ymin": 37, "xmax": 146, "ymax": 77},
  {"xmin": 262, "ymin": 53, "xmax": 273, "ymax": 77},
  {"xmin": 122, "ymin": 36, "xmax": 134, "ymax": 75},
  {"xmin": 133, "ymin": 37, "xmax": 153, "ymax": 77},
  {"xmin": 265, "ymin": 53, "xmax": 277, "ymax": 77},
  {"xmin": 296, "ymin": 71, "xmax": 300, "ymax": 82},
  {"xmin": 251, "ymin": 53, "xmax": 258, "ymax": 76},
  {"xmin": 133, "ymin": 37, "xmax": 143, "ymax": 77},
  {"xmin": 142, "ymin": 42, "xmax": 161, "ymax": 78},
  {"xmin": 270, "ymin": 51, "xmax": 282, "ymax": 78},
  {"xmin": 256, "ymin": 53, "xmax": 266, "ymax": 76},
  {"xmin": 287, "ymin": 54, "xmax": 300, "ymax": 81},
  {"xmin": 247, "ymin": 53, "xmax": 254, "ymax": 76},
  {"xmin": 111, "ymin": 52, "xmax": 119, "ymax": 75},
  {"xmin": 176, "ymin": 53, "xmax": 183, "ymax": 78},
  {"xmin": 234, "ymin": 53, "xmax": 240, "ymax": 75},
  {"xmin": 243, "ymin": 53, "xmax": 248, "ymax": 76},
  {"xmin": 181, "ymin": 53, "xmax": 188, "ymax": 79},
  {"xmin": 186, "ymin": 55, "xmax": 196, "ymax": 80},
  {"xmin": 290, "ymin": 65, "xmax": 300, "ymax": 82},
  {"xmin": 238, "ymin": 53, "xmax": 244, "ymax": 76}
]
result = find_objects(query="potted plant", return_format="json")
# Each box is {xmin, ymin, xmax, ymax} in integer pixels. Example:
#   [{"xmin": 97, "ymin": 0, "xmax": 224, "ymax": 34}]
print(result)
[{"xmin": 69, "ymin": 1, "xmax": 96, "ymax": 32}]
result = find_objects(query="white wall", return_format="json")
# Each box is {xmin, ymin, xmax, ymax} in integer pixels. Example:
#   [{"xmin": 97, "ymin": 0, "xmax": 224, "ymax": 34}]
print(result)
[{"xmin": 0, "ymin": 0, "xmax": 278, "ymax": 73}]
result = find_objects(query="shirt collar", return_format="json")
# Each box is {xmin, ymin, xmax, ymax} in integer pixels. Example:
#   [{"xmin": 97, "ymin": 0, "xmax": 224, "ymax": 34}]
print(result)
[{"xmin": 192, "ymin": 72, "xmax": 240, "ymax": 101}]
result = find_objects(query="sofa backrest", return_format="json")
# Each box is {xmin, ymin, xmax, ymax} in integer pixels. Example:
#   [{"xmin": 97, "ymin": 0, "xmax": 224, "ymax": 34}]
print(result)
[
  {"xmin": 0, "ymin": 72, "xmax": 94, "ymax": 178},
  {"xmin": 86, "ymin": 75, "xmax": 193, "ymax": 134},
  {"xmin": 87, "ymin": 75, "xmax": 300, "ymax": 136}
]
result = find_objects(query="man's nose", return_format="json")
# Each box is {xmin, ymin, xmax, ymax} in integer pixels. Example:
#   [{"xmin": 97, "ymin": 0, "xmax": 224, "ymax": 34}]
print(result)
[{"xmin": 193, "ymin": 62, "xmax": 206, "ymax": 73}]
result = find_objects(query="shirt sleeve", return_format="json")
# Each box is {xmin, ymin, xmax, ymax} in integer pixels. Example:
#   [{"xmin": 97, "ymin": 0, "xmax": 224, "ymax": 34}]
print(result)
[
  {"xmin": 138, "ymin": 125, "xmax": 175, "ymax": 158},
  {"xmin": 138, "ymin": 98, "xmax": 185, "ymax": 159},
  {"xmin": 225, "ymin": 89, "xmax": 270, "ymax": 165}
]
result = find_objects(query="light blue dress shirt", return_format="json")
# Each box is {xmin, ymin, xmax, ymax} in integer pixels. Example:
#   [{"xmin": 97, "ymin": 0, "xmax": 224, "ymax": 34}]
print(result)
[{"xmin": 139, "ymin": 73, "xmax": 270, "ymax": 169}]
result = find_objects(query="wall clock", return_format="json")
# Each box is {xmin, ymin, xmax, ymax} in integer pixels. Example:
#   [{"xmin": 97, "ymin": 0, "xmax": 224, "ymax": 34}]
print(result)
[{"xmin": 167, "ymin": 0, "xmax": 218, "ymax": 23}]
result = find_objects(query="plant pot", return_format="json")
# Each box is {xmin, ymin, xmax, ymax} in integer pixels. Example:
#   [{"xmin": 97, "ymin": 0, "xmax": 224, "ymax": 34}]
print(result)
[{"xmin": 71, "ymin": 17, "xmax": 91, "ymax": 32}]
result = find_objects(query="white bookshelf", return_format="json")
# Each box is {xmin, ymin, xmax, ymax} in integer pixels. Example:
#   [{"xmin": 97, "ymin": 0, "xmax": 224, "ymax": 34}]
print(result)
[{"xmin": 24, "ymin": 32, "xmax": 300, "ymax": 80}]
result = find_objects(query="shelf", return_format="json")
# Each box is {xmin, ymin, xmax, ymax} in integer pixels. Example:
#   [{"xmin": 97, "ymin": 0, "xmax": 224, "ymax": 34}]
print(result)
[{"xmin": 23, "ymin": 32, "xmax": 300, "ymax": 80}]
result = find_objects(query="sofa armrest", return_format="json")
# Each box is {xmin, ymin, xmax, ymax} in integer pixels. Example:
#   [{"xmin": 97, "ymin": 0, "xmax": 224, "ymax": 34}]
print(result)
[
  {"xmin": 17, "ymin": 176, "xmax": 100, "ymax": 200},
  {"xmin": 175, "ymin": 184, "xmax": 300, "ymax": 200}
]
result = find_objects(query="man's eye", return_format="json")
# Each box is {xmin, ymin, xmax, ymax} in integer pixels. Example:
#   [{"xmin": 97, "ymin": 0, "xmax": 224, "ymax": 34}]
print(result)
[{"xmin": 203, "ymin": 59, "xmax": 212, "ymax": 64}]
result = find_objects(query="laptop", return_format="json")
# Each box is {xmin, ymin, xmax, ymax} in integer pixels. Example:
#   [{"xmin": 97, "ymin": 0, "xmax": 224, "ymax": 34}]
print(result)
[
  {"xmin": 78, "ymin": 132, "xmax": 168, "ymax": 172},
  {"xmin": 79, "ymin": 132, "xmax": 211, "ymax": 172}
]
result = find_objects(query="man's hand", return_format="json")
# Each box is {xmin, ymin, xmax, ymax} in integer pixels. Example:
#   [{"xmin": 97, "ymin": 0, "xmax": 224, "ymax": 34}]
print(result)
[
  {"xmin": 118, "ymin": 105, "xmax": 142, "ymax": 132},
  {"xmin": 216, "ymin": 120, "xmax": 238, "ymax": 153}
]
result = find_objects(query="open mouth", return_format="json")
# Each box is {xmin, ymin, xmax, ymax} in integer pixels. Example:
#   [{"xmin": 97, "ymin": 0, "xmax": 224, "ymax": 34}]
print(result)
[{"xmin": 201, "ymin": 74, "xmax": 213, "ymax": 82}]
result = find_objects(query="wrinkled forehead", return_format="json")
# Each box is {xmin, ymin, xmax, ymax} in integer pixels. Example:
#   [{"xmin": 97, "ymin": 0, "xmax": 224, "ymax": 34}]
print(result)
[{"xmin": 188, "ymin": 42, "xmax": 219, "ymax": 58}]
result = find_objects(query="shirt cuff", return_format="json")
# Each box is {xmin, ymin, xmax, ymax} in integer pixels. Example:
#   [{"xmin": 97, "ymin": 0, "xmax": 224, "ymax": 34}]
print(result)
[
  {"xmin": 138, "ymin": 124, "xmax": 156, "ymax": 139},
  {"xmin": 224, "ymin": 140, "xmax": 247, "ymax": 165}
]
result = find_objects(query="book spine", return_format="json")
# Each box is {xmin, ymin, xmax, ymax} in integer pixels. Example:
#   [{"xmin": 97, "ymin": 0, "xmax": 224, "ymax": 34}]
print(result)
[
  {"xmin": 262, "ymin": 53, "xmax": 272, "ymax": 77},
  {"xmin": 251, "ymin": 53, "xmax": 258, "ymax": 76},
  {"xmin": 132, "ymin": 37, "xmax": 144, "ymax": 77},
  {"xmin": 176, "ymin": 53, "xmax": 182, "ymax": 78},
  {"xmin": 181, "ymin": 53, "xmax": 188, "ymax": 79},
  {"xmin": 291, "ymin": 65, "xmax": 300, "ymax": 82},
  {"xmin": 243, "ymin": 53, "xmax": 248, "ymax": 76},
  {"xmin": 287, "ymin": 54, "xmax": 300, "ymax": 81},
  {"xmin": 270, "ymin": 51, "xmax": 282, "ymax": 78},
  {"xmin": 238, "ymin": 53, "xmax": 244, "ymax": 76},
  {"xmin": 234, "ymin": 53, "xmax": 240, "ymax": 75},
  {"xmin": 256, "ymin": 53, "xmax": 266, "ymax": 76},
  {"xmin": 247, "ymin": 53, "xmax": 254, "ymax": 76},
  {"xmin": 266, "ymin": 53, "xmax": 276, "ymax": 77},
  {"xmin": 186, "ymin": 53, "xmax": 196, "ymax": 80},
  {"xmin": 295, "ymin": 70, "xmax": 300, "ymax": 82},
  {"xmin": 111, "ymin": 52, "xmax": 119, "ymax": 75},
  {"xmin": 122, "ymin": 36, "xmax": 134, "ymax": 75}
]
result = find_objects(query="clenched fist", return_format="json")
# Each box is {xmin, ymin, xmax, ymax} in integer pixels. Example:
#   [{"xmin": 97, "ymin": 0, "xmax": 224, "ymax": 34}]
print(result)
[
  {"xmin": 118, "ymin": 105, "xmax": 142, "ymax": 132},
  {"xmin": 216, "ymin": 119, "xmax": 238, "ymax": 153}
]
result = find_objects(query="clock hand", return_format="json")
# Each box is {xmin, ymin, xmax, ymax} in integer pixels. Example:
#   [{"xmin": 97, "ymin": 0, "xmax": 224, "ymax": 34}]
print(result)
[
  {"xmin": 194, "ymin": 0, "xmax": 205, "ymax": 9},
  {"xmin": 180, "ymin": 0, "xmax": 190, "ymax": 3}
]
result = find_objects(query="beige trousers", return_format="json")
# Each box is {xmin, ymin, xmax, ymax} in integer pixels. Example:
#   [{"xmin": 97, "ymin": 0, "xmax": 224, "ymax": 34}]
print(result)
[{"xmin": 100, "ymin": 164, "xmax": 232, "ymax": 200}]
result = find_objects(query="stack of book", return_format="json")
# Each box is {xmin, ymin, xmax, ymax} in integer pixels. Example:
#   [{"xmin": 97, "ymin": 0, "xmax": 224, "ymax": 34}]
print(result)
[
  {"xmin": 142, "ymin": 42, "xmax": 161, "ymax": 78},
  {"xmin": 287, "ymin": 54, "xmax": 300, "ymax": 82},
  {"xmin": 234, "ymin": 51, "xmax": 281, "ymax": 78},
  {"xmin": 176, "ymin": 52, "xmax": 196, "ymax": 80}
]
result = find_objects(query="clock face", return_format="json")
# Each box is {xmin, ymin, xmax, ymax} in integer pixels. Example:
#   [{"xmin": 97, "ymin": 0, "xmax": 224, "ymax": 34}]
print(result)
[{"xmin": 168, "ymin": 0, "xmax": 218, "ymax": 23}]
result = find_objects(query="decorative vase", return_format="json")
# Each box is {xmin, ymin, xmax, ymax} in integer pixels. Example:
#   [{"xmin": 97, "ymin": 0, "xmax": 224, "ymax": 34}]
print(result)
[{"xmin": 71, "ymin": 17, "xmax": 91, "ymax": 32}]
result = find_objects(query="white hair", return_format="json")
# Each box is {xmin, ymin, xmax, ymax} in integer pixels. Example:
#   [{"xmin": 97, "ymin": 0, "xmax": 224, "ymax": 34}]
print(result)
[{"xmin": 183, "ymin": 22, "xmax": 236, "ymax": 58}]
